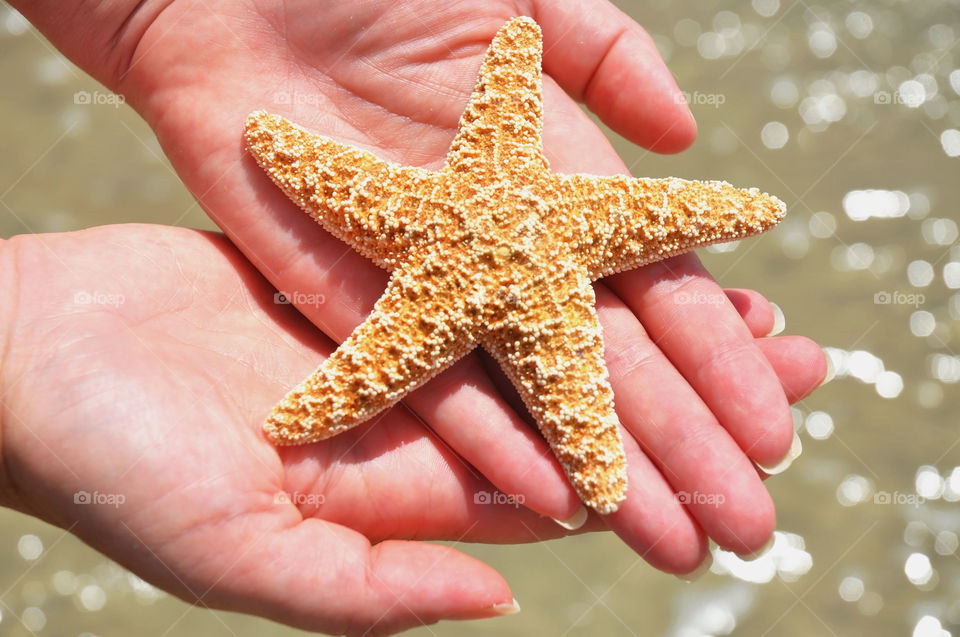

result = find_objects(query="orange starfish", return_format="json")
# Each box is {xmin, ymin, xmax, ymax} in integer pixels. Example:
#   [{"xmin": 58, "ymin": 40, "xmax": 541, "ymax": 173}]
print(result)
[{"xmin": 244, "ymin": 17, "xmax": 785, "ymax": 514}]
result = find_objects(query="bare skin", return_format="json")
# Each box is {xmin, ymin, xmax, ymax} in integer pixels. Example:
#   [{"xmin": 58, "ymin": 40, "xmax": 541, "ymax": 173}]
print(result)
[
  {"xmin": 3, "ymin": 0, "xmax": 827, "ymax": 632},
  {"xmin": 0, "ymin": 226, "xmax": 823, "ymax": 635}
]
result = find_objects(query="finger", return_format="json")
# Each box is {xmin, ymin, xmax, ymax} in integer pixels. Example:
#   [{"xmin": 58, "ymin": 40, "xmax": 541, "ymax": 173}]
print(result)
[
  {"xmin": 757, "ymin": 336, "xmax": 829, "ymax": 403},
  {"xmin": 715, "ymin": 292, "xmax": 828, "ymax": 399},
  {"xmin": 275, "ymin": 388, "xmax": 586, "ymax": 541},
  {"xmin": 403, "ymin": 357, "xmax": 585, "ymax": 523},
  {"xmin": 532, "ymin": 0, "xmax": 697, "ymax": 153},
  {"xmin": 596, "ymin": 284, "xmax": 775, "ymax": 554},
  {"xmin": 483, "ymin": 286, "xmax": 805, "ymax": 410},
  {"xmin": 201, "ymin": 515, "xmax": 517, "ymax": 634},
  {"xmin": 605, "ymin": 254, "xmax": 794, "ymax": 469},
  {"xmin": 605, "ymin": 431, "xmax": 709, "ymax": 574},
  {"xmin": 725, "ymin": 288, "xmax": 776, "ymax": 338}
]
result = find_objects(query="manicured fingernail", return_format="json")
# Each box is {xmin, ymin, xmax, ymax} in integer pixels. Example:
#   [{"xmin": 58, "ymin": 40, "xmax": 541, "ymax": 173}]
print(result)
[
  {"xmin": 552, "ymin": 506, "xmax": 588, "ymax": 530},
  {"xmin": 818, "ymin": 347, "xmax": 836, "ymax": 387},
  {"xmin": 766, "ymin": 302, "xmax": 786, "ymax": 337},
  {"xmin": 757, "ymin": 432, "xmax": 802, "ymax": 475},
  {"xmin": 675, "ymin": 551, "xmax": 713, "ymax": 582},
  {"xmin": 492, "ymin": 598, "xmax": 521, "ymax": 616},
  {"xmin": 737, "ymin": 533, "xmax": 776, "ymax": 560}
]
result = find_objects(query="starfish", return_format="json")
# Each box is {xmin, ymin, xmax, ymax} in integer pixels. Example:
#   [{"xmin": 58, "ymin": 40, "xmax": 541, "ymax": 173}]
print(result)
[{"xmin": 244, "ymin": 16, "xmax": 785, "ymax": 514}]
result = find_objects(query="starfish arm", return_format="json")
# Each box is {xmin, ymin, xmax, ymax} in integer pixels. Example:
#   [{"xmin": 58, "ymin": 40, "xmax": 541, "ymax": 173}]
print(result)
[
  {"xmin": 554, "ymin": 174, "xmax": 787, "ymax": 279},
  {"xmin": 264, "ymin": 254, "xmax": 479, "ymax": 444},
  {"xmin": 245, "ymin": 111, "xmax": 446, "ymax": 270},
  {"xmin": 480, "ymin": 267, "xmax": 627, "ymax": 514},
  {"xmin": 444, "ymin": 17, "xmax": 548, "ymax": 175}
]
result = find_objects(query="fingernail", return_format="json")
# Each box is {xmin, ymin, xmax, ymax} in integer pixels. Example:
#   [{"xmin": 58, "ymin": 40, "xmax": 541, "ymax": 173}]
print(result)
[
  {"xmin": 451, "ymin": 597, "xmax": 521, "ymax": 619},
  {"xmin": 675, "ymin": 550, "xmax": 713, "ymax": 582},
  {"xmin": 491, "ymin": 598, "xmax": 521, "ymax": 616},
  {"xmin": 757, "ymin": 432, "xmax": 803, "ymax": 475},
  {"xmin": 737, "ymin": 533, "xmax": 776, "ymax": 560},
  {"xmin": 766, "ymin": 302, "xmax": 786, "ymax": 337},
  {"xmin": 818, "ymin": 347, "xmax": 836, "ymax": 387},
  {"xmin": 552, "ymin": 506, "xmax": 588, "ymax": 531}
]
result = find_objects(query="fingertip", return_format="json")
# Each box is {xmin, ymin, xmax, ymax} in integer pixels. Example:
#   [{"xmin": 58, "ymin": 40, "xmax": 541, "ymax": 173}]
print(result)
[
  {"xmin": 715, "ymin": 489, "xmax": 777, "ymax": 556},
  {"xmin": 756, "ymin": 431, "xmax": 802, "ymax": 476},
  {"xmin": 536, "ymin": 2, "xmax": 698, "ymax": 153},
  {"xmin": 587, "ymin": 49, "xmax": 698, "ymax": 153},
  {"xmin": 757, "ymin": 335, "xmax": 831, "ymax": 402},
  {"xmin": 735, "ymin": 532, "xmax": 776, "ymax": 561},
  {"xmin": 629, "ymin": 516, "xmax": 710, "ymax": 575},
  {"xmin": 364, "ymin": 539, "xmax": 516, "ymax": 627},
  {"xmin": 675, "ymin": 549, "xmax": 713, "ymax": 582},
  {"xmin": 660, "ymin": 528, "xmax": 711, "ymax": 575},
  {"xmin": 652, "ymin": 104, "xmax": 698, "ymax": 154},
  {"xmin": 745, "ymin": 409, "xmax": 796, "ymax": 469},
  {"xmin": 725, "ymin": 288, "xmax": 775, "ymax": 337}
]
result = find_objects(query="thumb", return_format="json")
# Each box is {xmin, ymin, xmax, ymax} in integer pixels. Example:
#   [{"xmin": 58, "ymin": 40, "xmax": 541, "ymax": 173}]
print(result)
[
  {"xmin": 532, "ymin": 0, "xmax": 697, "ymax": 153},
  {"xmin": 203, "ymin": 517, "xmax": 517, "ymax": 635}
]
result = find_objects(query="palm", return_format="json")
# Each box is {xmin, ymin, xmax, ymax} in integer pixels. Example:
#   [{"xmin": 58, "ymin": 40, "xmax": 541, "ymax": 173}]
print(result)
[
  {"xmin": 111, "ymin": 0, "xmax": 820, "ymax": 562},
  {"xmin": 4, "ymin": 225, "xmax": 573, "ymax": 633}
]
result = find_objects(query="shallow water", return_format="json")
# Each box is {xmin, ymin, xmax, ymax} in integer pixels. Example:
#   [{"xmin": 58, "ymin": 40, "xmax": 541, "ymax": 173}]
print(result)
[{"xmin": 1, "ymin": 0, "xmax": 958, "ymax": 635}]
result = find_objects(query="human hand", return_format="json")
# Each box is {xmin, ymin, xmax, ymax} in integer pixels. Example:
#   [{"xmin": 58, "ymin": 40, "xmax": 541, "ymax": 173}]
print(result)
[
  {"xmin": 0, "ymin": 225, "xmax": 823, "ymax": 634},
  {"xmin": 12, "ymin": 0, "xmax": 828, "ymax": 572},
  {"xmin": 0, "ymin": 224, "xmax": 549, "ymax": 634},
  {"xmin": 0, "ymin": 225, "xmax": 822, "ymax": 634}
]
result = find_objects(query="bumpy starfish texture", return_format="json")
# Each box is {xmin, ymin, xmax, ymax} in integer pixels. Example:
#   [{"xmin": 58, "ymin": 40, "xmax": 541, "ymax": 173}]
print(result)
[{"xmin": 245, "ymin": 17, "xmax": 785, "ymax": 514}]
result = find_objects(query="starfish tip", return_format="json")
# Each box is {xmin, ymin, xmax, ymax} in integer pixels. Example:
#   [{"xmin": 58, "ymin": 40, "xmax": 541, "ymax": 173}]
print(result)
[{"xmin": 496, "ymin": 15, "xmax": 542, "ymax": 47}]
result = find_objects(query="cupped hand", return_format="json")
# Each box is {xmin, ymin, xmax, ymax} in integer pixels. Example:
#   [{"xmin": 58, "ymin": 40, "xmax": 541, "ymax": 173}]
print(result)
[
  {"xmin": 0, "ymin": 225, "xmax": 548, "ymax": 634},
  {"xmin": 12, "ymin": 0, "xmax": 828, "ymax": 573},
  {"xmin": 0, "ymin": 225, "xmax": 823, "ymax": 633},
  {"xmin": 0, "ymin": 226, "xmax": 820, "ymax": 634}
]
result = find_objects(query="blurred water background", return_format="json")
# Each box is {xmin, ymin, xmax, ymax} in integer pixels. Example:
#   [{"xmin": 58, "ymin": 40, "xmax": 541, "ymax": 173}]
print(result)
[{"xmin": 1, "ymin": 0, "xmax": 959, "ymax": 635}]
